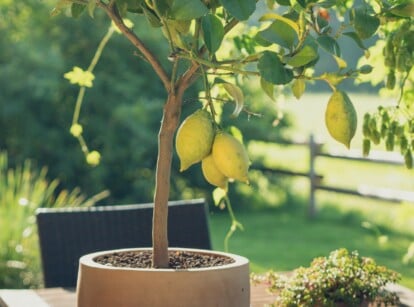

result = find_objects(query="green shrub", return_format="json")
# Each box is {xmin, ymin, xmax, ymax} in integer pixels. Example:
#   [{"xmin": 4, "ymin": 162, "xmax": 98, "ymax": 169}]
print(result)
[
  {"xmin": 0, "ymin": 152, "xmax": 105, "ymax": 288},
  {"xmin": 252, "ymin": 248, "xmax": 401, "ymax": 306}
]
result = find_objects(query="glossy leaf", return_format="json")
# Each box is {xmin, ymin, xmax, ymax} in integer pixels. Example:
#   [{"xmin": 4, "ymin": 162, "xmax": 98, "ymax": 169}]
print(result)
[
  {"xmin": 286, "ymin": 45, "xmax": 318, "ymax": 67},
  {"xmin": 223, "ymin": 83, "xmax": 244, "ymax": 118},
  {"xmin": 258, "ymin": 20, "xmax": 298, "ymax": 49},
  {"xmin": 317, "ymin": 35, "xmax": 341, "ymax": 57},
  {"xmin": 259, "ymin": 13, "xmax": 299, "ymax": 34},
  {"xmin": 258, "ymin": 51, "xmax": 294, "ymax": 85},
  {"xmin": 202, "ymin": 14, "xmax": 224, "ymax": 54},
  {"xmin": 260, "ymin": 78, "xmax": 275, "ymax": 101},
  {"xmin": 292, "ymin": 79, "xmax": 306, "ymax": 99},
  {"xmin": 220, "ymin": 0, "xmax": 256, "ymax": 21},
  {"xmin": 349, "ymin": 6, "xmax": 380, "ymax": 39},
  {"xmin": 169, "ymin": 0, "xmax": 208, "ymax": 20}
]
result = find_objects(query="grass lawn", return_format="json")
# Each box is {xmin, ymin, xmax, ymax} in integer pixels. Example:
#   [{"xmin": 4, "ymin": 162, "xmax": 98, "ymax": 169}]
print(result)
[
  {"xmin": 209, "ymin": 204, "xmax": 414, "ymax": 289},
  {"xmin": 209, "ymin": 93, "xmax": 414, "ymax": 289}
]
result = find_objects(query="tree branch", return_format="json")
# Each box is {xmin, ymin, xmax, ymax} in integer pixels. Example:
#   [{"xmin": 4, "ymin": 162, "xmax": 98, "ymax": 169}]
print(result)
[
  {"xmin": 100, "ymin": 2, "xmax": 171, "ymax": 92},
  {"xmin": 176, "ymin": 17, "xmax": 241, "ymax": 92}
]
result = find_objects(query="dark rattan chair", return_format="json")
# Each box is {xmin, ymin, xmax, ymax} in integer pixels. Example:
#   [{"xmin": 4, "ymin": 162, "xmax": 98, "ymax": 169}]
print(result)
[{"xmin": 36, "ymin": 198, "xmax": 212, "ymax": 288}]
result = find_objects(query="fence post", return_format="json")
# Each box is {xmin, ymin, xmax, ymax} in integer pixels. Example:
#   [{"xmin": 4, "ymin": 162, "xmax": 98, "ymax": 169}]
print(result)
[{"xmin": 308, "ymin": 134, "xmax": 317, "ymax": 218}]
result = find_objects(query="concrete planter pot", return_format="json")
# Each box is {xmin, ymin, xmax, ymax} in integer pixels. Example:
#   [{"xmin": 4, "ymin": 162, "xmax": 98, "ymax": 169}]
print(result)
[{"xmin": 77, "ymin": 248, "xmax": 250, "ymax": 307}]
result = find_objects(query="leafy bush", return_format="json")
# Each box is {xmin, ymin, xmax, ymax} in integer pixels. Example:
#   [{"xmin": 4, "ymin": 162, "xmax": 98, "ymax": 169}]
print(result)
[
  {"xmin": 252, "ymin": 248, "xmax": 401, "ymax": 306},
  {"xmin": 0, "ymin": 152, "xmax": 105, "ymax": 288}
]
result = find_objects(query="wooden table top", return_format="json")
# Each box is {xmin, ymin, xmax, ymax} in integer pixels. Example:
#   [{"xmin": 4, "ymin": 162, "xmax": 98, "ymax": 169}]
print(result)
[
  {"xmin": 1, "ymin": 282, "xmax": 413, "ymax": 306},
  {"xmin": 0, "ymin": 282, "xmax": 276, "ymax": 307}
]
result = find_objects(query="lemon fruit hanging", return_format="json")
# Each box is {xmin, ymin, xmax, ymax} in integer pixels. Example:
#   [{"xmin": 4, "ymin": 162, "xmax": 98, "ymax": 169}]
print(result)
[
  {"xmin": 212, "ymin": 131, "xmax": 250, "ymax": 184},
  {"xmin": 201, "ymin": 154, "xmax": 228, "ymax": 190},
  {"xmin": 325, "ymin": 91, "xmax": 357, "ymax": 149},
  {"xmin": 176, "ymin": 109, "xmax": 214, "ymax": 171}
]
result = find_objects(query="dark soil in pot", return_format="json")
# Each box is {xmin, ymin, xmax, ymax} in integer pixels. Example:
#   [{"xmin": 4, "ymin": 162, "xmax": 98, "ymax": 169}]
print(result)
[{"xmin": 94, "ymin": 250, "xmax": 236, "ymax": 269}]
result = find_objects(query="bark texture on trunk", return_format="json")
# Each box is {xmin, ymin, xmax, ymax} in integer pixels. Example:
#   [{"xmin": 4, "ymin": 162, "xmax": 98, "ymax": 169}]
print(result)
[{"xmin": 152, "ymin": 90, "xmax": 183, "ymax": 268}]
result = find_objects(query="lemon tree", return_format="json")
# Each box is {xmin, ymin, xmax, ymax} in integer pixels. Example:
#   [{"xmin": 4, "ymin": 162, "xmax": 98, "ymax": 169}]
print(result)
[{"xmin": 51, "ymin": 0, "xmax": 413, "ymax": 267}]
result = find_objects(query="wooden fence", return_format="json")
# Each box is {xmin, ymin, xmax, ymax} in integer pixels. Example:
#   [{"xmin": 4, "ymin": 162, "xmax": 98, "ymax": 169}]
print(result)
[{"xmin": 251, "ymin": 134, "xmax": 414, "ymax": 218}]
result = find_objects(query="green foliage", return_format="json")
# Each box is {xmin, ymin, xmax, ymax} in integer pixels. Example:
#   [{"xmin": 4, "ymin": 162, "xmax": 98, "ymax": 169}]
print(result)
[
  {"xmin": 0, "ymin": 152, "xmax": 99, "ymax": 288},
  {"xmin": 54, "ymin": 0, "xmax": 410, "ymax": 154},
  {"xmin": 358, "ymin": 15, "xmax": 414, "ymax": 162},
  {"xmin": 252, "ymin": 248, "xmax": 401, "ymax": 306}
]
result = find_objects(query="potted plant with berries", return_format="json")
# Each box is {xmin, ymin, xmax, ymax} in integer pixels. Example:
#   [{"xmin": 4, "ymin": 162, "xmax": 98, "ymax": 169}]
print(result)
[{"xmin": 49, "ymin": 0, "xmax": 413, "ymax": 306}]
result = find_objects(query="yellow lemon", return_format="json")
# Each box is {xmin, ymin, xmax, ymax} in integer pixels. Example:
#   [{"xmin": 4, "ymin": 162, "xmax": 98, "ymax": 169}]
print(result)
[
  {"xmin": 325, "ymin": 91, "xmax": 357, "ymax": 148},
  {"xmin": 176, "ymin": 109, "xmax": 214, "ymax": 171},
  {"xmin": 212, "ymin": 132, "xmax": 250, "ymax": 184},
  {"xmin": 201, "ymin": 154, "xmax": 228, "ymax": 190}
]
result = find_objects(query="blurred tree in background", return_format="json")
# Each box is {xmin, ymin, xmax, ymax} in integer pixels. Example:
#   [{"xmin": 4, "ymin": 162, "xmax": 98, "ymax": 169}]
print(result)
[{"xmin": 0, "ymin": 0, "xmax": 289, "ymax": 204}]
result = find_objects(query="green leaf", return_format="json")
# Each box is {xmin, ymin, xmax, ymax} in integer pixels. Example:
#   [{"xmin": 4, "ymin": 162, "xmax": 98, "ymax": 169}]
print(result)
[
  {"xmin": 343, "ymin": 32, "xmax": 367, "ymax": 50},
  {"xmin": 201, "ymin": 14, "xmax": 224, "ymax": 54},
  {"xmin": 223, "ymin": 83, "xmax": 244, "ymax": 118},
  {"xmin": 220, "ymin": 0, "xmax": 256, "ymax": 21},
  {"xmin": 260, "ymin": 78, "xmax": 275, "ymax": 101},
  {"xmin": 259, "ymin": 13, "xmax": 299, "ymax": 34},
  {"xmin": 390, "ymin": 2, "xmax": 414, "ymax": 18},
  {"xmin": 275, "ymin": 0, "xmax": 290, "ymax": 5},
  {"xmin": 88, "ymin": 0, "xmax": 96, "ymax": 18},
  {"xmin": 116, "ymin": 0, "xmax": 144, "ymax": 13},
  {"xmin": 71, "ymin": 3, "xmax": 86, "ymax": 18},
  {"xmin": 212, "ymin": 187, "xmax": 227, "ymax": 205},
  {"xmin": 317, "ymin": 35, "xmax": 341, "ymax": 57},
  {"xmin": 349, "ymin": 6, "xmax": 380, "ymax": 39},
  {"xmin": 258, "ymin": 51, "xmax": 294, "ymax": 85},
  {"xmin": 292, "ymin": 79, "xmax": 306, "ymax": 99},
  {"xmin": 359, "ymin": 65, "xmax": 373, "ymax": 74},
  {"xmin": 169, "ymin": 0, "xmax": 208, "ymax": 20},
  {"xmin": 286, "ymin": 45, "xmax": 318, "ymax": 67},
  {"xmin": 333, "ymin": 55, "xmax": 347, "ymax": 69},
  {"xmin": 153, "ymin": 0, "xmax": 172, "ymax": 16},
  {"xmin": 258, "ymin": 20, "xmax": 299, "ymax": 49},
  {"xmin": 142, "ymin": 5, "xmax": 163, "ymax": 27}
]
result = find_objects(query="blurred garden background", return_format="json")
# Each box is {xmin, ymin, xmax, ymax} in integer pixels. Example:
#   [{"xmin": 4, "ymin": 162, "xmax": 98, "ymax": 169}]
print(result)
[{"xmin": 1, "ymin": 0, "xmax": 413, "ymax": 290}]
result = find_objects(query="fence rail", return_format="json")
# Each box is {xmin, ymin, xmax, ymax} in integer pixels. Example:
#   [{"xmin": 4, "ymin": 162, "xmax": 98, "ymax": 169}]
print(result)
[{"xmin": 252, "ymin": 134, "xmax": 414, "ymax": 217}]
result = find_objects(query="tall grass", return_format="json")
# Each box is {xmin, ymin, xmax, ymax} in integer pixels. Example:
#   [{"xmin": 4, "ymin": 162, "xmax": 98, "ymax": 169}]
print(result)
[{"xmin": 0, "ymin": 152, "xmax": 107, "ymax": 288}]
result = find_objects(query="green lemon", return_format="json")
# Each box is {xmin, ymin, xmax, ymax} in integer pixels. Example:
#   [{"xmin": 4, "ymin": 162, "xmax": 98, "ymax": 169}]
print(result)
[{"xmin": 325, "ymin": 91, "xmax": 357, "ymax": 148}]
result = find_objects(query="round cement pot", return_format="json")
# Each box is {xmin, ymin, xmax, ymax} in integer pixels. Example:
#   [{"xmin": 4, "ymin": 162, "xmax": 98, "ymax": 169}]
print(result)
[{"xmin": 77, "ymin": 248, "xmax": 250, "ymax": 307}]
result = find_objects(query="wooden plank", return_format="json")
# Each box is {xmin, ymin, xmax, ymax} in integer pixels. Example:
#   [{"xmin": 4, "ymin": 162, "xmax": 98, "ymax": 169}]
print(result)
[
  {"xmin": 0, "ymin": 290, "xmax": 49, "ymax": 307},
  {"xmin": 251, "ymin": 165, "xmax": 323, "ymax": 180},
  {"xmin": 318, "ymin": 149, "xmax": 404, "ymax": 165},
  {"xmin": 316, "ymin": 185, "xmax": 414, "ymax": 203},
  {"xmin": 36, "ymin": 288, "xmax": 76, "ymax": 307}
]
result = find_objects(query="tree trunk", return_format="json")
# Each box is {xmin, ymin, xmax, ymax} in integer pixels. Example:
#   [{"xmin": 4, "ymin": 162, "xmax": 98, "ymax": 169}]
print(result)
[{"xmin": 152, "ymin": 90, "xmax": 183, "ymax": 268}]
